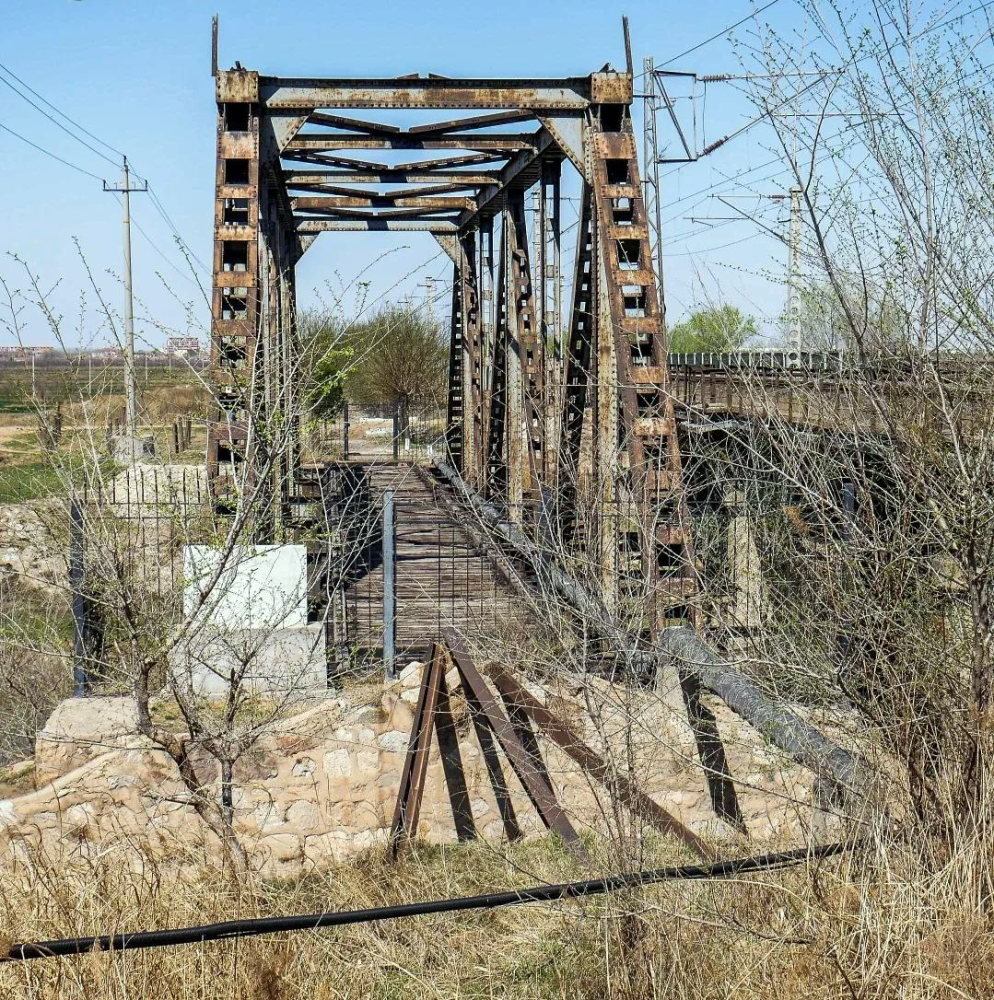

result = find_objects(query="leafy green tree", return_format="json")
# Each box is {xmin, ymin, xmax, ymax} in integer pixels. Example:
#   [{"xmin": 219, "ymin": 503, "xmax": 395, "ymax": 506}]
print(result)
[
  {"xmin": 299, "ymin": 303, "xmax": 448, "ymax": 421},
  {"xmin": 346, "ymin": 304, "xmax": 448, "ymax": 409},
  {"xmin": 668, "ymin": 304, "xmax": 757, "ymax": 353},
  {"xmin": 299, "ymin": 309, "xmax": 353, "ymax": 421}
]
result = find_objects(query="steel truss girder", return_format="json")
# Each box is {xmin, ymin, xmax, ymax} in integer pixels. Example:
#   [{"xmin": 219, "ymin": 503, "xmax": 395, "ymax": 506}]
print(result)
[
  {"xmin": 286, "ymin": 133, "xmax": 541, "ymax": 151},
  {"xmin": 295, "ymin": 219, "xmax": 459, "ymax": 232},
  {"xmin": 557, "ymin": 182, "xmax": 595, "ymax": 546},
  {"xmin": 587, "ymin": 114, "xmax": 697, "ymax": 624},
  {"xmin": 485, "ymin": 224, "xmax": 509, "ymax": 500},
  {"xmin": 206, "ymin": 49, "xmax": 749, "ymax": 835},
  {"xmin": 284, "ymin": 172, "xmax": 499, "ymax": 186},
  {"xmin": 506, "ymin": 190, "xmax": 545, "ymax": 504},
  {"xmin": 257, "ymin": 75, "xmax": 626, "ymax": 110},
  {"xmin": 443, "ymin": 230, "xmax": 484, "ymax": 477}
]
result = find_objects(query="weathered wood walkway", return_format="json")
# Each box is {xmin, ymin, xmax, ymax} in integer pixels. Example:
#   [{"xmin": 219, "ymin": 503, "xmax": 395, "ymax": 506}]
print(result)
[{"xmin": 344, "ymin": 461, "xmax": 523, "ymax": 663}]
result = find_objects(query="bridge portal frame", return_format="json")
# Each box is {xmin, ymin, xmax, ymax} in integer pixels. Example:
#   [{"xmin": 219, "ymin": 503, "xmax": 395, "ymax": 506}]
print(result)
[{"xmin": 206, "ymin": 20, "xmax": 698, "ymax": 627}]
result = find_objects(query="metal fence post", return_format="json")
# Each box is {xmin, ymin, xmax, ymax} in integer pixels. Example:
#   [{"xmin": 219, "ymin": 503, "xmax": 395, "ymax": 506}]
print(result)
[
  {"xmin": 383, "ymin": 489, "xmax": 397, "ymax": 679},
  {"xmin": 342, "ymin": 401, "xmax": 350, "ymax": 460},
  {"xmin": 837, "ymin": 478, "xmax": 856, "ymax": 665},
  {"xmin": 70, "ymin": 499, "xmax": 88, "ymax": 697}
]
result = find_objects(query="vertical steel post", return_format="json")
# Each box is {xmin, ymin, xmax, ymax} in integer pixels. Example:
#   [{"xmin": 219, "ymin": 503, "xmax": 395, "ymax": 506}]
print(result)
[
  {"xmin": 70, "ymin": 499, "xmax": 88, "ymax": 697},
  {"xmin": 383, "ymin": 488, "xmax": 396, "ymax": 679},
  {"xmin": 643, "ymin": 58, "xmax": 666, "ymax": 315},
  {"xmin": 342, "ymin": 401, "xmax": 350, "ymax": 459}
]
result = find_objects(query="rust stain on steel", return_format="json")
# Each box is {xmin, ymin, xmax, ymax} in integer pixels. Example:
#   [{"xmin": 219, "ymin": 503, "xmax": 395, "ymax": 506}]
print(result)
[
  {"xmin": 259, "ymin": 77, "xmax": 594, "ymax": 111},
  {"xmin": 589, "ymin": 71, "xmax": 633, "ymax": 104},
  {"xmin": 216, "ymin": 69, "xmax": 259, "ymax": 103}
]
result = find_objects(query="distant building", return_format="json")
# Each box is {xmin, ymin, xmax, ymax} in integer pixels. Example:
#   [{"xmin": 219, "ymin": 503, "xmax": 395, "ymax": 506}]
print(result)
[
  {"xmin": 91, "ymin": 347, "xmax": 124, "ymax": 362},
  {"xmin": 165, "ymin": 336, "xmax": 201, "ymax": 359},
  {"xmin": 0, "ymin": 345, "xmax": 55, "ymax": 361}
]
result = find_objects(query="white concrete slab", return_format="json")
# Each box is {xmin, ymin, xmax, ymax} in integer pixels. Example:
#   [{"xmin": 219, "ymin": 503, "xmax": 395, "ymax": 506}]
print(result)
[
  {"xmin": 170, "ymin": 623, "xmax": 327, "ymax": 696},
  {"xmin": 183, "ymin": 544, "xmax": 308, "ymax": 631}
]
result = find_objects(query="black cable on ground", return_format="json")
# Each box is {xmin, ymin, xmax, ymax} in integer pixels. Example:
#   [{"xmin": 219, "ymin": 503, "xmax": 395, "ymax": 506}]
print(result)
[{"xmin": 3, "ymin": 841, "xmax": 855, "ymax": 961}]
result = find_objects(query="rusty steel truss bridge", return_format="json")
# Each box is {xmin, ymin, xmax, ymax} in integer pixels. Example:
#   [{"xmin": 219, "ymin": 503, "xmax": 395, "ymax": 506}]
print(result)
[
  {"xmin": 197, "ymin": 21, "xmax": 878, "ymax": 838},
  {"xmin": 207, "ymin": 21, "xmax": 708, "ymax": 628}
]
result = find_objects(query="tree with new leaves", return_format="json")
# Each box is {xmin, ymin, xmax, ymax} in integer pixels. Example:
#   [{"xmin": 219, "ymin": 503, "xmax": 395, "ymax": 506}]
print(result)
[{"xmin": 668, "ymin": 304, "xmax": 757, "ymax": 353}]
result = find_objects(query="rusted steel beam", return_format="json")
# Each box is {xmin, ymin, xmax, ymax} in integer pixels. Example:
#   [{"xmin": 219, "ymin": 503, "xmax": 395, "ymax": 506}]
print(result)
[
  {"xmin": 286, "ymin": 134, "xmax": 540, "ymax": 152},
  {"xmin": 462, "ymin": 230, "xmax": 484, "ymax": 483},
  {"xmin": 441, "ymin": 629, "xmax": 584, "ymax": 852},
  {"xmin": 557, "ymin": 183, "xmax": 594, "ymax": 546},
  {"xmin": 295, "ymin": 205, "xmax": 461, "ymax": 220},
  {"xmin": 485, "ymin": 220, "xmax": 509, "ymax": 501},
  {"xmin": 292, "ymin": 195, "xmax": 474, "ymax": 211},
  {"xmin": 461, "ymin": 130, "xmax": 559, "ymax": 226},
  {"xmin": 588, "ymin": 111, "xmax": 698, "ymax": 624},
  {"xmin": 435, "ymin": 666, "xmax": 477, "ymax": 842},
  {"xmin": 286, "ymin": 181, "xmax": 489, "ymax": 199},
  {"xmin": 284, "ymin": 171, "xmax": 499, "ymax": 187},
  {"xmin": 409, "ymin": 110, "xmax": 536, "ymax": 134},
  {"xmin": 295, "ymin": 220, "xmax": 459, "ymax": 232},
  {"xmin": 260, "ymin": 76, "xmax": 597, "ymax": 110},
  {"xmin": 389, "ymin": 645, "xmax": 476, "ymax": 855},
  {"xmin": 389, "ymin": 644, "xmax": 445, "ymax": 855},
  {"xmin": 489, "ymin": 664, "xmax": 714, "ymax": 860},
  {"xmin": 285, "ymin": 151, "xmax": 508, "ymax": 172},
  {"xmin": 446, "ymin": 252, "xmax": 467, "ymax": 471},
  {"xmin": 306, "ymin": 111, "xmax": 401, "ymax": 134},
  {"xmin": 506, "ymin": 190, "xmax": 546, "ymax": 505}
]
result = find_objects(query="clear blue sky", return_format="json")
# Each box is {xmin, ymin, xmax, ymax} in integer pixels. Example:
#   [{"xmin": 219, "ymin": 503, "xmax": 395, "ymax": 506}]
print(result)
[{"xmin": 1, "ymin": 0, "xmax": 810, "ymax": 351}]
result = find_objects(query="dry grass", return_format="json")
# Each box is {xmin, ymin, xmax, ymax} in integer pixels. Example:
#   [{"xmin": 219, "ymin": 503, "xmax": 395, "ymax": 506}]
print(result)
[{"xmin": 0, "ymin": 831, "xmax": 992, "ymax": 998}]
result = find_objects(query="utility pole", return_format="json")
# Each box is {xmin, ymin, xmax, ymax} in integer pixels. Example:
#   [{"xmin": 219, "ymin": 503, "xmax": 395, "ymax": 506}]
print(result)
[
  {"xmin": 713, "ymin": 190, "xmax": 804, "ymax": 350},
  {"xmin": 422, "ymin": 275, "xmax": 435, "ymax": 320},
  {"xmin": 642, "ymin": 57, "xmax": 665, "ymax": 308},
  {"xmin": 787, "ymin": 185, "xmax": 802, "ymax": 351},
  {"xmin": 104, "ymin": 157, "xmax": 147, "ymax": 443}
]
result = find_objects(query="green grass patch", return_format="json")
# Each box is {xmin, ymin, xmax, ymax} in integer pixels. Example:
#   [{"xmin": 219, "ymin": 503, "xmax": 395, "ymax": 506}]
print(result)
[{"xmin": 0, "ymin": 461, "xmax": 66, "ymax": 503}]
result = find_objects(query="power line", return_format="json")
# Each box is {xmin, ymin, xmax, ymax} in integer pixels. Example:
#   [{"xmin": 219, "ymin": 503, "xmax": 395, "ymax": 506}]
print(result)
[
  {"xmin": 144, "ymin": 184, "xmax": 212, "ymax": 275},
  {"xmin": 0, "ymin": 59, "xmax": 124, "ymax": 159},
  {"xmin": 0, "ymin": 69, "xmax": 120, "ymax": 168},
  {"xmin": 0, "ymin": 61, "xmax": 205, "ymax": 283},
  {"xmin": 660, "ymin": 0, "xmax": 783, "ymax": 68},
  {"xmin": 0, "ymin": 120, "xmax": 103, "ymax": 181}
]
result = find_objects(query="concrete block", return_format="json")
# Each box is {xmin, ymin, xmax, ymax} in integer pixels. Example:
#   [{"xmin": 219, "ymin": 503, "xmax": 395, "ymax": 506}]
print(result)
[
  {"xmin": 183, "ymin": 544, "xmax": 307, "ymax": 630},
  {"xmin": 111, "ymin": 434, "xmax": 155, "ymax": 464},
  {"xmin": 170, "ymin": 623, "xmax": 327, "ymax": 695}
]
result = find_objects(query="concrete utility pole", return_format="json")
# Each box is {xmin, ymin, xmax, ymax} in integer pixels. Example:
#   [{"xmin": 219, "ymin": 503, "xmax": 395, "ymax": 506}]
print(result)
[
  {"xmin": 787, "ymin": 185, "xmax": 802, "ymax": 351},
  {"xmin": 104, "ymin": 157, "xmax": 147, "ymax": 442},
  {"xmin": 422, "ymin": 275, "xmax": 435, "ymax": 320}
]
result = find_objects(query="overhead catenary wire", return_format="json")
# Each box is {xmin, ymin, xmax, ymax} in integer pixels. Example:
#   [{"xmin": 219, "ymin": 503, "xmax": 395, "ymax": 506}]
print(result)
[
  {"xmin": 659, "ymin": 0, "xmax": 783, "ymax": 68},
  {"xmin": 3, "ymin": 841, "xmax": 856, "ymax": 961}
]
